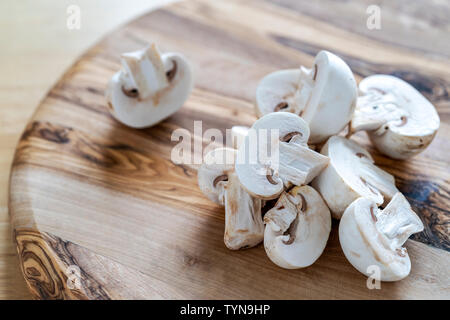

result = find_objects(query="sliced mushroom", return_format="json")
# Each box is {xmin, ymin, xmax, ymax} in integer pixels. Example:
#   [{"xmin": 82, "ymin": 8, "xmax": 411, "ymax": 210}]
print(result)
[
  {"xmin": 339, "ymin": 193, "xmax": 424, "ymax": 281},
  {"xmin": 348, "ymin": 75, "xmax": 440, "ymax": 159},
  {"xmin": 231, "ymin": 125, "xmax": 249, "ymax": 149},
  {"xmin": 264, "ymin": 186, "xmax": 331, "ymax": 269},
  {"xmin": 311, "ymin": 136, "xmax": 398, "ymax": 219},
  {"xmin": 255, "ymin": 51, "xmax": 357, "ymax": 144},
  {"xmin": 235, "ymin": 112, "xmax": 329, "ymax": 200},
  {"xmin": 198, "ymin": 148, "xmax": 264, "ymax": 250},
  {"xmin": 105, "ymin": 43, "xmax": 193, "ymax": 128}
]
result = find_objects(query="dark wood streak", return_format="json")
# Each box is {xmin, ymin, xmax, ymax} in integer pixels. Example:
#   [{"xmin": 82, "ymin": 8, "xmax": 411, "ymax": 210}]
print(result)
[
  {"xmin": 270, "ymin": 34, "xmax": 449, "ymax": 104},
  {"xmin": 15, "ymin": 228, "xmax": 110, "ymax": 300},
  {"xmin": 39, "ymin": 127, "xmax": 72, "ymax": 144},
  {"xmin": 48, "ymin": 92, "xmax": 111, "ymax": 118},
  {"xmin": 266, "ymin": 0, "xmax": 450, "ymax": 59},
  {"xmin": 14, "ymin": 121, "xmax": 203, "ymax": 215},
  {"xmin": 135, "ymin": 9, "xmax": 299, "ymax": 69},
  {"xmin": 398, "ymin": 179, "xmax": 450, "ymax": 251}
]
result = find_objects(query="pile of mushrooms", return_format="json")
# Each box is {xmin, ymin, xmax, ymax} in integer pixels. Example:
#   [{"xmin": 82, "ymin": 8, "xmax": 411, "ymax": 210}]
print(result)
[
  {"xmin": 105, "ymin": 45, "xmax": 438, "ymax": 282},
  {"xmin": 199, "ymin": 112, "xmax": 332, "ymax": 267},
  {"xmin": 196, "ymin": 51, "xmax": 436, "ymax": 281}
]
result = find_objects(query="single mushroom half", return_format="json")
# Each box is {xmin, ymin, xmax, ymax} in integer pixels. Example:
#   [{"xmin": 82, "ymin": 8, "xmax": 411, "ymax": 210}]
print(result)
[
  {"xmin": 198, "ymin": 147, "xmax": 264, "ymax": 250},
  {"xmin": 255, "ymin": 51, "xmax": 357, "ymax": 144},
  {"xmin": 105, "ymin": 43, "xmax": 193, "ymax": 128},
  {"xmin": 264, "ymin": 186, "xmax": 331, "ymax": 269},
  {"xmin": 339, "ymin": 193, "xmax": 424, "ymax": 281},
  {"xmin": 312, "ymin": 136, "xmax": 399, "ymax": 219},
  {"xmin": 348, "ymin": 75, "xmax": 440, "ymax": 159},
  {"xmin": 235, "ymin": 112, "xmax": 329, "ymax": 200},
  {"xmin": 231, "ymin": 125, "xmax": 249, "ymax": 149}
]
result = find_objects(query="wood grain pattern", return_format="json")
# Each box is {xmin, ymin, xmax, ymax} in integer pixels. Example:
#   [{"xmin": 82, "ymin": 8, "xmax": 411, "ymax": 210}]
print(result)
[{"xmin": 8, "ymin": 0, "xmax": 450, "ymax": 299}]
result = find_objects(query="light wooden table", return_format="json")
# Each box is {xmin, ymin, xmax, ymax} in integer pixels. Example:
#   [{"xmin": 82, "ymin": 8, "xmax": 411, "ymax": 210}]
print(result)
[{"xmin": 0, "ymin": 0, "xmax": 174, "ymax": 300}]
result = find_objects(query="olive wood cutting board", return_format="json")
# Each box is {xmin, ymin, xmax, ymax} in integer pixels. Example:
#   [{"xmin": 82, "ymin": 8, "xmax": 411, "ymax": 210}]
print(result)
[{"xmin": 9, "ymin": 0, "xmax": 450, "ymax": 299}]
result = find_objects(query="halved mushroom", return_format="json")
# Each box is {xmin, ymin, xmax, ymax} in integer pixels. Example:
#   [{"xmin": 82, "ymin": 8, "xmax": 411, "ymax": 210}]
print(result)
[
  {"xmin": 312, "ymin": 136, "xmax": 398, "ymax": 219},
  {"xmin": 255, "ymin": 51, "xmax": 357, "ymax": 144},
  {"xmin": 198, "ymin": 147, "xmax": 264, "ymax": 250},
  {"xmin": 339, "ymin": 193, "xmax": 424, "ymax": 281},
  {"xmin": 235, "ymin": 112, "xmax": 329, "ymax": 200},
  {"xmin": 105, "ymin": 43, "xmax": 193, "ymax": 128},
  {"xmin": 230, "ymin": 125, "xmax": 249, "ymax": 149},
  {"xmin": 264, "ymin": 186, "xmax": 331, "ymax": 269},
  {"xmin": 348, "ymin": 75, "xmax": 440, "ymax": 159}
]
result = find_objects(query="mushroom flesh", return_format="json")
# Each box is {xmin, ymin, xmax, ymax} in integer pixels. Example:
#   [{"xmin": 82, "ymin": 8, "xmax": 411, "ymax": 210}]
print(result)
[
  {"xmin": 349, "ymin": 75, "xmax": 440, "ymax": 159},
  {"xmin": 339, "ymin": 192, "xmax": 423, "ymax": 281},
  {"xmin": 312, "ymin": 136, "xmax": 398, "ymax": 219},
  {"xmin": 255, "ymin": 51, "xmax": 357, "ymax": 144},
  {"xmin": 235, "ymin": 112, "xmax": 329, "ymax": 200},
  {"xmin": 105, "ymin": 43, "xmax": 193, "ymax": 128},
  {"xmin": 264, "ymin": 186, "xmax": 331, "ymax": 269},
  {"xmin": 198, "ymin": 147, "xmax": 264, "ymax": 250}
]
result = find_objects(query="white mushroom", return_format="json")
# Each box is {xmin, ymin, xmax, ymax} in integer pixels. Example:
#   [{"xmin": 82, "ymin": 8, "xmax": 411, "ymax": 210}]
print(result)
[
  {"xmin": 349, "ymin": 75, "xmax": 440, "ymax": 159},
  {"xmin": 235, "ymin": 112, "xmax": 329, "ymax": 200},
  {"xmin": 339, "ymin": 193, "xmax": 424, "ymax": 281},
  {"xmin": 255, "ymin": 51, "xmax": 357, "ymax": 144},
  {"xmin": 230, "ymin": 125, "xmax": 249, "ymax": 149},
  {"xmin": 312, "ymin": 136, "xmax": 398, "ymax": 219},
  {"xmin": 198, "ymin": 147, "xmax": 264, "ymax": 250},
  {"xmin": 264, "ymin": 186, "xmax": 331, "ymax": 269},
  {"xmin": 105, "ymin": 44, "xmax": 193, "ymax": 128}
]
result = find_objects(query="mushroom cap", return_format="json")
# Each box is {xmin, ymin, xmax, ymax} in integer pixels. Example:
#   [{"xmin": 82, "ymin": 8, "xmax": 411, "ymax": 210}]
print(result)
[
  {"xmin": 198, "ymin": 147, "xmax": 236, "ymax": 205},
  {"xmin": 357, "ymin": 75, "xmax": 440, "ymax": 159},
  {"xmin": 255, "ymin": 69, "xmax": 300, "ymax": 117},
  {"xmin": 312, "ymin": 136, "xmax": 398, "ymax": 219},
  {"xmin": 339, "ymin": 193, "xmax": 423, "ymax": 281},
  {"xmin": 106, "ymin": 52, "xmax": 193, "ymax": 128},
  {"xmin": 264, "ymin": 186, "xmax": 331, "ymax": 269},
  {"xmin": 236, "ymin": 112, "xmax": 310, "ymax": 199},
  {"xmin": 235, "ymin": 112, "xmax": 328, "ymax": 200},
  {"xmin": 255, "ymin": 51, "xmax": 357, "ymax": 144},
  {"xmin": 304, "ymin": 51, "xmax": 357, "ymax": 143}
]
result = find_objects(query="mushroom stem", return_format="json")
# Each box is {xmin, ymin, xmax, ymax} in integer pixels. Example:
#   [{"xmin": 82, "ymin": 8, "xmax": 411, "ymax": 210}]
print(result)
[
  {"xmin": 120, "ymin": 43, "xmax": 169, "ymax": 100},
  {"xmin": 350, "ymin": 91, "xmax": 409, "ymax": 135},
  {"xmin": 376, "ymin": 193, "xmax": 424, "ymax": 249},
  {"xmin": 224, "ymin": 173, "xmax": 264, "ymax": 250},
  {"xmin": 277, "ymin": 140, "xmax": 329, "ymax": 187},
  {"xmin": 264, "ymin": 192, "xmax": 298, "ymax": 233}
]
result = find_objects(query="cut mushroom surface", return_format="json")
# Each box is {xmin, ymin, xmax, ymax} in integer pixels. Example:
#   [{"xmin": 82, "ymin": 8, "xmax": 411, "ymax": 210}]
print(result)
[
  {"xmin": 235, "ymin": 112, "xmax": 329, "ymax": 200},
  {"xmin": 349, "ymin": 75, "xmax": 440, "ymax": 159},
  {"xmin": 312, "ymin": 136, "xmax": 398, "ymax": 219},
  {"xmin": 198, "ymin": 147, "xmax": 264, "ymax": 250},
  {"xmin": 255, "ymin": 51, "xmax": 357, "ymax": 144},
  {"xmin": 264, "ymin": 186, "xmax": 331, "ymax": 269},
  {"xmin": 105, "ymin": 44, "xmax": 193, "ymax": 128},
  {"xmin": 339, "ymin": 193, "xmax": 424, "ymax": 281}
]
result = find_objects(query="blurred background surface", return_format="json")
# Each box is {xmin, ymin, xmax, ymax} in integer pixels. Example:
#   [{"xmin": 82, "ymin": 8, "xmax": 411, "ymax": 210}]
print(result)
[{"xmin": 0, "ymin": 0, "xmax": 175, "ymax": 300}]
